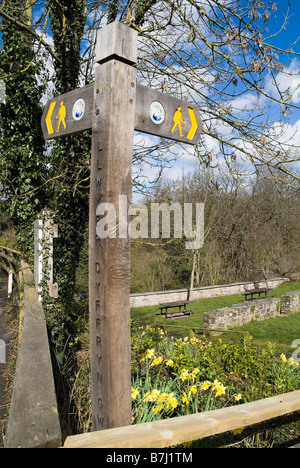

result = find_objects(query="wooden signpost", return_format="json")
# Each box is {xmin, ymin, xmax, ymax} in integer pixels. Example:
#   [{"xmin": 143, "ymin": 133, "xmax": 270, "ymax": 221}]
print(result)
[{"xmin": 41, "ymin": 21, "xmax": 202, "ymax": 433}]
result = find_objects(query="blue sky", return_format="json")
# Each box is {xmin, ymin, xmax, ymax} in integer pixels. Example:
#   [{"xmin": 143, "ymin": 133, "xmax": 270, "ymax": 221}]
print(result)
[
  {"xmin": 0, "ymin": 1, "xmax": 299, "ymax": 187},
  {"xmin": 268, "ymin": 1, "xmax": 300, "ymax": 120},
  {"xmin": 267, "ymin": 0, "xmax": 300, "ymax": 52},
  {"xmin": 140, "ymin": 0, "xmax": 300, "ymax": 184}
]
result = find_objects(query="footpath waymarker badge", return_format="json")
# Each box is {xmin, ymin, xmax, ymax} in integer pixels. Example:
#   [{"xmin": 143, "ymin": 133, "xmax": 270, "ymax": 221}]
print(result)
[
  {"xmin": 149, "ymin": 101, "xmax": 165, "ymax": 125},
  {"xmin": 72, "ymin": 98, "xmax": 86, "ymax": 121}
]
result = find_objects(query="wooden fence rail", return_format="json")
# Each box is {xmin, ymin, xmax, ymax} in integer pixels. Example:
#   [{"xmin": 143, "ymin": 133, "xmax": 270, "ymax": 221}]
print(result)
[
  {"xmin": 0, "ymin": 245, "xmax": 22, "ymax": 297},
  {"xmin": 0, "ymin": 245, "xmax": 21, "ymax": 272},
  {"xmin": 63, "ymin": 390, "xmax": 300, "ymax": 448},
  {"xmin": 159, "ymin": 323, "xmax": 250, "ymax": 336}
]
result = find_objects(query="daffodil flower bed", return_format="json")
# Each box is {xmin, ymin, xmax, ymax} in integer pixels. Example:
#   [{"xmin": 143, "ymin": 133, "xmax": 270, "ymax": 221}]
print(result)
[
  {"xmin": 71, "ymin": 321, "xmax": 300, "ymax": 440},
  {"xmin": 130, "ymin": 322, "xmax": 300, "ymax": 425}
]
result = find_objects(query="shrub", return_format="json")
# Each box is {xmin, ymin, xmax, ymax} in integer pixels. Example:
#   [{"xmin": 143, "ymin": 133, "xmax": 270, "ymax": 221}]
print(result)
[{"xmin": 131, "ymin": 323, "xmax": 300, "ymax": 425}]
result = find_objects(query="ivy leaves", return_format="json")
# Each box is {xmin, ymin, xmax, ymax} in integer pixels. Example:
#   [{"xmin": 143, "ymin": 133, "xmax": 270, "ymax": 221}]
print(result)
[{"xmin": 0, "ymin": 4, "xmax": 46, "ymax": 254}]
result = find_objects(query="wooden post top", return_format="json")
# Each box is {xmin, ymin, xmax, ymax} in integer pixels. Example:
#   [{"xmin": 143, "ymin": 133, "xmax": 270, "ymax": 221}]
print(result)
[{"xmin": 95, "ymin": 21, "xmax": 138, "ymax": 65}]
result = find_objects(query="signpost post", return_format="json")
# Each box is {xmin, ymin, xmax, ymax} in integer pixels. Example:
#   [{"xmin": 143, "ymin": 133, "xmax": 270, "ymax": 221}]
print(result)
[
  {"xmin": 88, "ymin": 22, "xmax": 138, "ymax": 431},
  {"xmin": 41, "ymin": 20, "xmax": 202, "ymax": 432}
]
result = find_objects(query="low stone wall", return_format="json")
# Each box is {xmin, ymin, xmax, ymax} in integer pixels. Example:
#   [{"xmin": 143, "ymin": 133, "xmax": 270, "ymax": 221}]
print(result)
[
  {"xmin": 4, "ymin": 261, "xmax": 61, "ymax": 449},
  {"xmin": 281, "ymin": 290, "xmax": 300, "ymax": 316},
  {"xmin": 203, "ymin": 297, "xmax": 281, "ymax": 331},
  {"xmin": 130, "ymin": 278, "xmax": 287, "ymax": 309}
]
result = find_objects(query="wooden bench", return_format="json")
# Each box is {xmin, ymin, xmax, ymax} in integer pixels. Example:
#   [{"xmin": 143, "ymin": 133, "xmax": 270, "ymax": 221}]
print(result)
[
  {"xmin": 164, "ymin": 309, "xmax": 193, "ymax": 320},
  {"xmin": 159, "ymin": 292, "xmax": 193, "ymax": 320},
  {"xmin": 159, "ymin": 300, "xmax": 190, "ymax": 315},
  {"xmin": 243, "ymin": 288, "xmax": 272, "ymax": 301}
]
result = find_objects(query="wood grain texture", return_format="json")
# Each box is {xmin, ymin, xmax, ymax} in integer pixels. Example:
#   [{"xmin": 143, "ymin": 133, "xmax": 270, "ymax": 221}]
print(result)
[
  {"xmin": 63, "ymin": 390, "xmax": 300, "ymax": 448},
  {"xmin": 95, "ymin": 21, "xmax": 138, "ymax": 65},
  {"xmin": 89, "ymin": 59, "xmax": 136, "ymax": 432}
]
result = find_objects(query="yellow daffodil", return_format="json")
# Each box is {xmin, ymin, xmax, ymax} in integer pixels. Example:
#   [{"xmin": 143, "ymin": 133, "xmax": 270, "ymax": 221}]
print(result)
[
  {"xmin": 131, "ymin": 388, "xmax": 139, "ymax": 400},
  {"xmin": 179, "ymin": 369, "xmax": 189, "ymax": 381},
  {"xmin": 146, "ymin": 348, "xmax": 155, "ymax": 359},
  {"xmin": 151, "ymin": 356, "xmax": 163, "ymax": 366},
  {"xmin": 280, "ymin": 353, "xmax": 287, "ymax": 363},
  {"xmin": 165, "ymin": 359, "xmax": 174, "ymax": 367},
  {"xmin": 233, "ymin": 427, "xmax": 244, "ymax": 435},
  {"xmin": 166, "ymin": 393, "xmax": 178, "ymax": 410},
  {"xmin": 152, "ymin": 404, "xmax": 163, "ymax": 415},
  {"xmin": 150, "ymin": 392, "xmax": 178, "ymax": 414},
  {"xmin": 212, "ymin": 379, "xmax": 226, "ymax": 397},
  {"xmin": 144, "ymin": 389, "xmax": 160, "ymax": 402},
  {"xmin": 200, "ymin": 381, "xmax": 211, "ymax": 391},
  {"xmin": 157, "ymin": 392, "xmax": 168, "ymax": 404}
]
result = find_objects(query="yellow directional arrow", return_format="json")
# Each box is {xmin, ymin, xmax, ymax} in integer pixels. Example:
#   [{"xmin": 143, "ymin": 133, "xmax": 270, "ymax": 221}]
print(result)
[
  {"xmin": 186, "ymin": 107, "xmax": 198, "ymax": 140},
  {"xmin": 45, "ymin": 101, "xmax": 56, "ymax": 135}
]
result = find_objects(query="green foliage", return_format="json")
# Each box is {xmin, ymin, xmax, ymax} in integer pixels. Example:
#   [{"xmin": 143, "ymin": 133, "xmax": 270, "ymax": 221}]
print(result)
[
  {"xmin": 0, "ymin": 2, "xmax": 47, "ymax": 255},
  {"xmin": 0, "ymin": 1, "xmax": 91, "ymax": 357},
  {"xmin": 129, "ymin": 323, "xmax": 300, "ymax": 433},
  {"xmin": 47, "ymin": 0, "xmax": 86, "ymax": 94},
  {"xmin": 38, "ymin": 1, "xmax": 91, "ymax": 361},
  {"xmin": 47, "ymin": 133, "xmax": 90, "ymax": 310}
]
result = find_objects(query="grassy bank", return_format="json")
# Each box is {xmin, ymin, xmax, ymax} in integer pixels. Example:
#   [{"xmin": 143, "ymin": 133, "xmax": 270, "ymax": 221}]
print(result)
[{"xmin": 131, "ymin": 282, "xmax": 300, "ymax": 354}]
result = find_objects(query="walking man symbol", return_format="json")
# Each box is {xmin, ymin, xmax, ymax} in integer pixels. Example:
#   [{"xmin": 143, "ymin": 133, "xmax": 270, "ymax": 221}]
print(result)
[
  {"xmin": 172, "ymin": 106, "xmax": 185, "ymax": 137},
  {"xmin": 56, "ymin": 101, "xmax": 67, "ymax": 132}
]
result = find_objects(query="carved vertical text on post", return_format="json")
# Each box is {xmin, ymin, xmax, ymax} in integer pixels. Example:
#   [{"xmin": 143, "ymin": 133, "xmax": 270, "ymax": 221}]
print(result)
[{"xmin": 89, "ymin": 22, "xmax": 138, "ymax": 431}]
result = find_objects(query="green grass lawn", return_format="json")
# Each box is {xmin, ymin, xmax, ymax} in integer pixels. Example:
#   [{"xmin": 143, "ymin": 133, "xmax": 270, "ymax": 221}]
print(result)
[
  {"xmin": 131, "ymin": 293, "xmax": 244, "ymax": 329},
  {"xmin": 237, "ymin": 282, "xmax": 300, "ymax": 351},
  {"xmin": 131, "ymin": 281, "xmax": 300, "ymax": 353}
]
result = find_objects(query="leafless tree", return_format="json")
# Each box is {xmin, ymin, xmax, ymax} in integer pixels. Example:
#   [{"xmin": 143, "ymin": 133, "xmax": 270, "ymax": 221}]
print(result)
[{"xmin": 1, "ymin": 0, "xmax": 300, "ymax": 193}]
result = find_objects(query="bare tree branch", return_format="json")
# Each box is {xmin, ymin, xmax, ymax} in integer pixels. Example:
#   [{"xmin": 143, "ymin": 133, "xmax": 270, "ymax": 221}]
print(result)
[{"xmin": 0, "ymin": 6, "xmax": 60, "ymax": 62}]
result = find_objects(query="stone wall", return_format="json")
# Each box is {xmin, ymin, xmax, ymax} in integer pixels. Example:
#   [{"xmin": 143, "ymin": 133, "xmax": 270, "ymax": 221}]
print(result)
[
  {"xmin": 281, "ymin": 290, "xmax": 300, "ymax": 316},
  {"xmin": 5, "ymin": 261, "xmax": 61, "ymax": 448},
  {"xmin": 203, "ymin": 297, "xmax": 281, "ymax": 331},
  {"xmin": 130, "ymin": 278, "xmax": 287, "ymax": 309}
]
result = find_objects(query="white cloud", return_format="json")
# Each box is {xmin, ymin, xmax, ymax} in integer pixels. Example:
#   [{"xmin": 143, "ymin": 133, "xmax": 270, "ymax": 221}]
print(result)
[
  {"xmin": 265, "ymin": 59, "xmax": 300, "ymax": 105},
  {"xmin": 35, "ymin": 31, "xmax": 55, "ymax": 105},
  {"xmin": 229, "ymin": 92, "xmax": 266, "ymax": 113},
  {"xmin": 269, "ymin": 119, "xmax": 300, "ymax": 148}
]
